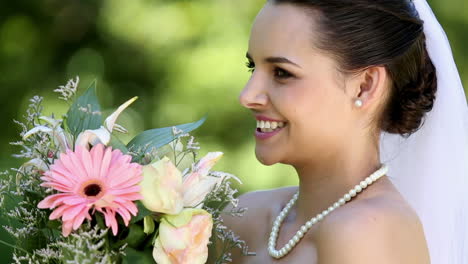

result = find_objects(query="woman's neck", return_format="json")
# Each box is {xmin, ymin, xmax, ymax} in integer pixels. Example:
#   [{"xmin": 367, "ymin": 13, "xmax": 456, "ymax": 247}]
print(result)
[{"xmin": 293, "ymin": 136, "xmax": 381, "ymax": 224}]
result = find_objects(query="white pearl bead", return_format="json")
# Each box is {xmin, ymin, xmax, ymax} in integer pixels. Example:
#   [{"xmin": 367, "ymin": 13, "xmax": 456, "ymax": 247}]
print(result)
[
  {"xmin": 285, "ymin": 244, "xmax": 292, "ymax": 251},
  {"xmin": 365, "ymin": 177, "xmax": 373, "ymax": 185},
  {"xmin": 355, "ymin": 99, "xmax": 363, "ymax": 107},
  {"xmin": 280, "ymin": 211, "xmax": 287, "ymax": 219},
  {"xmin": 305, "ymin": 221, "xmax": 313, "ymax": 229},
  {"xmin": 288, "ymin": 240, "xmax": 295, "ymax": 247},
  {"xmin": 297, "ymin": 230, "xmax": 304, "ymax": 237},
  {"xmin": 349, "ymin": 189, "xmax": 357, "ymax": 197},
  {"xmin": 301, "ymin": 225, "xmax": 308, "ymax": 233},
  {"xmin": 338, "ymin": 198, "xmax": 346, "ymax": 205},
  {"xmin": 355, "ymin": 185, "xmax": 362, "ymax": 193},
  {"xmin": 333, "ymin": 202, "xmax": 340, "ymax": 208},
  {"xmin": 317, "ymin": 213, "xmax": 323, "ymax": 221},
  {"xmin": 344, "ymin": 194, "xmax": 351, "ymax": 201},
  {"xmin": 293, "ymin": 236, "xmax": 300, "ymax": 243},
  {"xmin": 360, "ymin": 181, "xmax": 367, "ymax": 188}
]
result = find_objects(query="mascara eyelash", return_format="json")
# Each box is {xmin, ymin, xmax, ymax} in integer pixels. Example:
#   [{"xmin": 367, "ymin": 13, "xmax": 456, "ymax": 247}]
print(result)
[{"xmin": 246, "ymin": 61, "xmax": 255, "ymax": 73}]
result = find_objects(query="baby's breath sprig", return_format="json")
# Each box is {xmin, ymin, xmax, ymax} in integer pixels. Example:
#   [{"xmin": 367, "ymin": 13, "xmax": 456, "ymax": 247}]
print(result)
[{"xmin": 54, "ymin": 76, "xmax": 79, "ymax": 102}]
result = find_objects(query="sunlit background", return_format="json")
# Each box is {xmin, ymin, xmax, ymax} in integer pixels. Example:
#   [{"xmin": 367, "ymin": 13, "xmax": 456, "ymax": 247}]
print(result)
[{"xmin": 0, "ymin": 0, "xmax": 466, "ymax": 261}]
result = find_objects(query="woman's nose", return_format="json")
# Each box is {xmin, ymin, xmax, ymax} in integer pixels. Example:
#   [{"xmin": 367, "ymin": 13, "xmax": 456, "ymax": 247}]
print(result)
[{"xmin": 238, "ymin": 77, "xmax": 268, "ymax": 110}]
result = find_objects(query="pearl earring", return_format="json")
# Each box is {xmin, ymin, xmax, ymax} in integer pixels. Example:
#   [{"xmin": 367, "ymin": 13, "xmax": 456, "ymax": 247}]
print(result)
[{"xmin": 355, "ymin": 99, "xmax": 363, "ymax": 108}]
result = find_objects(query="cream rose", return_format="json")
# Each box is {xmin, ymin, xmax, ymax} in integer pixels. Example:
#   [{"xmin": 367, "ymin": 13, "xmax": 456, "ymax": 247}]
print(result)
[
  {"xmin": 140, "ymin": 157, "xmax": 184, "ymax": 215},
  {"xmin": 182, "ymin": 152, "xmax": 223, "ymax": 208},
  {"xmin": 153, "ymin": 208, "xmax": 213, "ymax": 264}
]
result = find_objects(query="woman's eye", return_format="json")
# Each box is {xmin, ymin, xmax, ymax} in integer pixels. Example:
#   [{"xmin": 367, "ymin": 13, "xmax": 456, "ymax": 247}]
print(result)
[
  {"xmin": 274, "ymin": 67, "xmax": 293, "ymax": 79},
  {"xmin": 246, "ymin": 61, "xmax": 255, "ymax": 73}
]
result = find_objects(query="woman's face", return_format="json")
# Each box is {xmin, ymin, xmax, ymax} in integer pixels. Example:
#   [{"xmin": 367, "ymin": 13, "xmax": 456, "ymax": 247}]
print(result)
[{"xmin": 239, "ymin": 3, "xmax": 358, "ymax": 166}]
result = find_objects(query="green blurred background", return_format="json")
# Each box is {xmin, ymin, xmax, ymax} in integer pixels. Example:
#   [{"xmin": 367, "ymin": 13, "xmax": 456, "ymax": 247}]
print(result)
[{"xmin": 0, "ymin": 0, "xmax": 466, "ymax": 262}]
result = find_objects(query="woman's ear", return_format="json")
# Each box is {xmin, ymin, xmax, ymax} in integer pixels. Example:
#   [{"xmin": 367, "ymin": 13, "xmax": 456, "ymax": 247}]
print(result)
[{"xmin": 353, "ymin": 66, "xmax": 388, "ymax": 109}]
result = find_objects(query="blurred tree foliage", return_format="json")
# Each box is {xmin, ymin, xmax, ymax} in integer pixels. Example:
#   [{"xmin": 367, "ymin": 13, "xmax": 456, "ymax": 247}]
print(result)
[{"xmin": 0, "ymin": 0, "xmax": 466, "ymax": 262}]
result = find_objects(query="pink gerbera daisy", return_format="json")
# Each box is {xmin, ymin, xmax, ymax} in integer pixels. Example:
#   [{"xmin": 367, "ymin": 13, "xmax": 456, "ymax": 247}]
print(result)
[{"xmin": 38, "ymin": 144, "xmax": 143, "ymax": 236}]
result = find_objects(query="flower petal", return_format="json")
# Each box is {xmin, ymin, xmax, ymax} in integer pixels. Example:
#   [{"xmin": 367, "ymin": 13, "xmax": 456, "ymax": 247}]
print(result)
[
  {"xmin": 38, "ymin": 193, "xmax": 70, "ymax": 209},
  {"xmin": 62, "ymin": 204, "xmax": 87, "ymax": 222},
  {"xmin": 49, "ymin": 205, "xmax": 69, "ymax": 220},
  {"xmin": 104, "ymin": 96, "xmax": 138, "ymax": 132},
  {"xmin": 75, "ymin": 127, "xmax": 111, "ymax": 149},
  {"xmin": 23, "ymin": 126, "xmax": 53, "ymax": 140},
  {"xmin": 62, "ymin": 220, "xmax": 74, "ymax": 237},
  {"xmin": 72, "ymin": 206, "xmax": 90, "ymax": 230},
  {"xmin": 99, "ymin": 147, "xmax": 113, "ymax": 180},
  {"xmin": 90, "ymin": 144, "xmax": 104, "ymax": 175},
  {"xmin": 182, "ymin": 152, "xmax": 223, "ymax": 194},
  {"xmin": 103, "ymin": 209, "xmax": 118, "ymax": 235}
]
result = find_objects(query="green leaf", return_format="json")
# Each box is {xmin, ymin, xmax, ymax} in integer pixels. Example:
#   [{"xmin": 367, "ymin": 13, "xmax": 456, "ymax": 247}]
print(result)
[
  {"xmin": 95, "ymin": 213, "xmax": 106, "ymax": 229},
  {"xmin": 46, "ymin": 220, "xmax": 61, "ymax": 230},
  {"xmin": 126, "ymin": 116, "xmax": 206, "ymax": 153},
  {"xmin": 131, "ymin": 201, "xmax": 153, "ymax": 224},
  {"xmin": 122, "ymin": 224, "xmax": 146, "ymax": 248},
  {"xmin": 109, "ymin": 136, "xmax": 129, "ymax": 153},
  {"xmin": 66, "ymin": 80, "xmax": 102, "ymax": 137},
  {"xmin": 122, "ymin": 247, "xmax": 154, "ymax": 264},
  {"xmin": 19, "ymin": 230, "xmax": 48, "ymax": 252}
]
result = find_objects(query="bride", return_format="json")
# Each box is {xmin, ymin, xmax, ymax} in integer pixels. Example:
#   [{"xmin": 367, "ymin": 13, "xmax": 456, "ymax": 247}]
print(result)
[{"xmin": 221, "ymin": 0, "xmax": 468, "ymax": 263}]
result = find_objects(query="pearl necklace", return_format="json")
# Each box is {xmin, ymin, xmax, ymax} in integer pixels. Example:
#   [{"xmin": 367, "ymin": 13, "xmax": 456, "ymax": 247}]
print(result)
[{"xmin": 268, "ymin": 164, "xmax": 389, "ymax": 259}]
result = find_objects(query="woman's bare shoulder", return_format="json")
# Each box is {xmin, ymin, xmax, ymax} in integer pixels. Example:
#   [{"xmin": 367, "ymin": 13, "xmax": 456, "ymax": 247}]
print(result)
[
  {"xmin": 236, "ymin": 186, "xmax": 298, "ymax": 212},
  {"xmin": 219, "ymin": 186, "xmax": 298, "ymax": 256},
  {"xmin": 315, "ymin": 193, "xmax": 430, "ymax": 263}
]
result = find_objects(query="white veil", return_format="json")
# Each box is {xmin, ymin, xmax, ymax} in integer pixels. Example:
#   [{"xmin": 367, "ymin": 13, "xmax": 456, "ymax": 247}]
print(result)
[{"xmin": 380, "ymin": 0, "xmax": 468, "ymax": 263}]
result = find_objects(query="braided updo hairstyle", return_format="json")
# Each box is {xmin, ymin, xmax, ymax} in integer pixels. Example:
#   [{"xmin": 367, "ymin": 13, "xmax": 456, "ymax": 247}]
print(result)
[{"xmin": 271, "ymin": 0, "xmax": 437, "ymax": 137}]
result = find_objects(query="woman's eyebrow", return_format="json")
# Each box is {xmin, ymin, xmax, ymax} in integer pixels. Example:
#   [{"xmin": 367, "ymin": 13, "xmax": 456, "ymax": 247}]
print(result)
[
  {"xmin": 265, "ymin": 57, "xmax": 301, "ymax": 68},
  {"xmin": 246, "ymin": 52, "xmax": 302, "ymax": 68}
]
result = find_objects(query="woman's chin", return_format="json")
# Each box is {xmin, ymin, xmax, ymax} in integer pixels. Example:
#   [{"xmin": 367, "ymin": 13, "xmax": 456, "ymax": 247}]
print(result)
[{"xmin": 255, "ymin": 148, "xmax": 280, "ymax": 166}]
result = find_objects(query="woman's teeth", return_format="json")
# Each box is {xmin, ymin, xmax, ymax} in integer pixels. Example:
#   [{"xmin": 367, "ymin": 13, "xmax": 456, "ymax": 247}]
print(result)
[{"xmin": 256, "ymin": 120, "xmax": 286, "ymax": 133}]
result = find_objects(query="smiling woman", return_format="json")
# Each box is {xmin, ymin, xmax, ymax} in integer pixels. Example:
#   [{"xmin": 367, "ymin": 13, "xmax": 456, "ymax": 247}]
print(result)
[{"xmin": 219, "ymin": 0, "xmax": 468, "ymax": 263}]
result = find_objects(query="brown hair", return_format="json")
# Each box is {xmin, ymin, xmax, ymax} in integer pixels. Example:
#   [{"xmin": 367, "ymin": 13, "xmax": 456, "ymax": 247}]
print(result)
[{"xmin": 271, "ymin": 0, "xmax": 437, "ymax": 137}]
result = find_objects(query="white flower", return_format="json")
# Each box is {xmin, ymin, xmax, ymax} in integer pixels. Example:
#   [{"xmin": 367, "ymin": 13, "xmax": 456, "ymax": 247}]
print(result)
[
  {"xmin": 23, "ymin": 116, "xmax": 71, "ymax": 152},
  {"xmin": 75, "ymin": 96, "xmax": 137, "ymax": 149}
]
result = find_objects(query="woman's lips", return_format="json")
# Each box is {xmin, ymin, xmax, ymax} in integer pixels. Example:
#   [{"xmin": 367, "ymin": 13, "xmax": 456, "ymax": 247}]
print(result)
[{"xmin": 255, "ymin": 125, "xmax": 286, "ymax": 140}]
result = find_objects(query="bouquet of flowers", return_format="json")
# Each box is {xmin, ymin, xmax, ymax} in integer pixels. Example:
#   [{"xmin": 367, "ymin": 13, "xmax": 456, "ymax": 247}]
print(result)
[{"xmin": 0, "ymin": 77, "xmax": 251, "ymax": 264}]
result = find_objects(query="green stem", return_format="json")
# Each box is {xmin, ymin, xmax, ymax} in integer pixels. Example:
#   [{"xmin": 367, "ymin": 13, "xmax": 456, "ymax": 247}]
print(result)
[
  {"xmin": 172, "ymin": 140, "xmax": 178, "ymax": 165},
  {"xmin": 176, "ymin": 151, "xmax": 188, "ymax": 167},
  {"xmin": 0, "ymin": 239, "xmax": 28, "ymax": 254}
]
